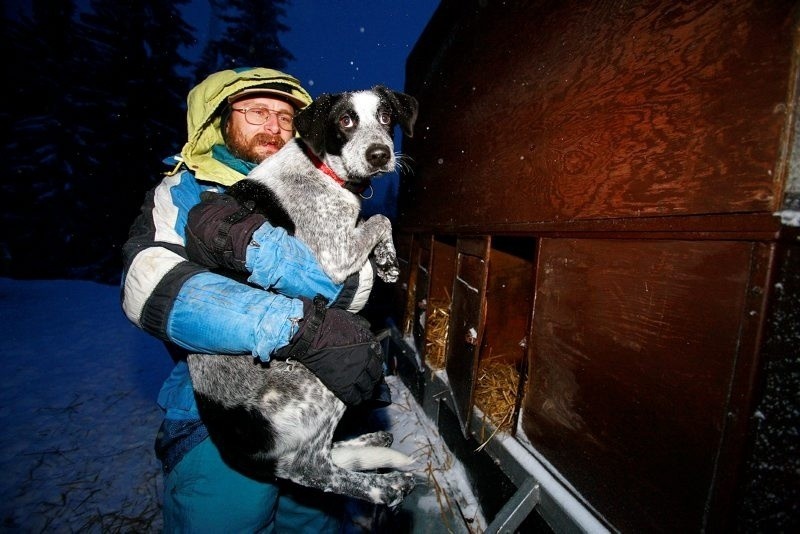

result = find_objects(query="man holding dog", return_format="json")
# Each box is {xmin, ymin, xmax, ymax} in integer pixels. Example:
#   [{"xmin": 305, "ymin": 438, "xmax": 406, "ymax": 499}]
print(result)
[{"xmin": 121, "ymin": 68, "xmax": 385, "ymax": 532}]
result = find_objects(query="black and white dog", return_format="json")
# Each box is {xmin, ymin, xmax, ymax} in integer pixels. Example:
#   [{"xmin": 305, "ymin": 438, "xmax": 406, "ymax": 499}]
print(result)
[
  {"xmin": 187, "ymin": 87, "xmax": 419, "ymax": 507},
  {"xmin": 228, "ymin": 85, "xmax": 418, "ymax": 284}
]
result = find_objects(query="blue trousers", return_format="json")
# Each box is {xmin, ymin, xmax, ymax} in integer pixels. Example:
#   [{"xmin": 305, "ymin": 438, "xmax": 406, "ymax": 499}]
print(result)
[{"xmin": 162, "ymin": 437, "xmax": 343, "ymax": 533}]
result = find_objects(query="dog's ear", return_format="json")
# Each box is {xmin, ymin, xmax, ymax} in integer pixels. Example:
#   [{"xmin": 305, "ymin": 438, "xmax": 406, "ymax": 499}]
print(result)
[
  {"xmin": 294, "ymin": 93, "xmax": 335, "ymax": 155},
  {"xmin": 374, "ymin": 85, "xmax": 419, "ymax": 138}
]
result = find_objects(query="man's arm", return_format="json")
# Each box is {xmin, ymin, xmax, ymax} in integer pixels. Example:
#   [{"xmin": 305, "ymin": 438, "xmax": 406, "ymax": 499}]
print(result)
[
  {"xmin": 121, "ymin": 172, "xmax": 301, "ymax": 360},
  {"xmin": 184, "ymin": 191, "xmax": 374, "ymax": 312},
  {"xmin": 121, "ymin": 170, "xmax": 385, "ymax": 404}
]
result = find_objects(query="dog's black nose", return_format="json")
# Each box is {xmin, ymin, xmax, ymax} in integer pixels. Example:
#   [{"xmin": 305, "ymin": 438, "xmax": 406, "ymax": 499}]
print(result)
[{"xmin": 366, "ymin": 144, "xmax": 391, "ymax": 168}]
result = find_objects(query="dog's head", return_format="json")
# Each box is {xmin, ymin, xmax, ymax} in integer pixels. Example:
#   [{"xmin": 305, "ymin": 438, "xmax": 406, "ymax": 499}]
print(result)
[{"xmin": 294, "ymin": 86, "xmax": 418, "ymax": 186}]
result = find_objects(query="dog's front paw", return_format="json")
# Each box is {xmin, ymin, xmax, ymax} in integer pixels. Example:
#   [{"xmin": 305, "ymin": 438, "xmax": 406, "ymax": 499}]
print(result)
[
  {"xmin": 374, "ymin": 240, "xmax": 399, "ymax": 283},
  {"xmin": 376, "ymin": 261, "xmax": 400, "ymax": 283}
]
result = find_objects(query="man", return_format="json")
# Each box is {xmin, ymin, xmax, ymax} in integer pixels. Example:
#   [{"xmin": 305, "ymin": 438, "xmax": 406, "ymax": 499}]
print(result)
[{"xmin": 121, "ymin": 67, "xmax": 382, "ymax": 532}]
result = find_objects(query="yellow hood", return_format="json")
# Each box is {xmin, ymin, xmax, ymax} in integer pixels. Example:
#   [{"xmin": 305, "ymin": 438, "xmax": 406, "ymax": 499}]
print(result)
[{"xmin": 180, "ymin": 68, "xmax": 312, "ymax": 186}]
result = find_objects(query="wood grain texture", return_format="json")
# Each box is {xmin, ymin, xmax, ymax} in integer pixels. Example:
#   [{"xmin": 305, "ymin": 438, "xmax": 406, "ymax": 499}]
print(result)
[
  {"xmin": 399, "ymin": 0, "xmax": 795, "ymax": 231},
  {"xmin": 411, "ymin": 237, "xmax": 431, "ymax": 355},
  {"xmin": 394, "ymin": 2, "xmax": 798, "ymax": 529},
  {"xmin": 446, "ymin": 237, "xmax": 490, "ymax": 434},
  {"xmin": 520, "ymin": 238, "xmax": 760, "ymax": 532},
  {"xmin": 482, "ymin": 238, "xmax": 536, "ymax": 369}
]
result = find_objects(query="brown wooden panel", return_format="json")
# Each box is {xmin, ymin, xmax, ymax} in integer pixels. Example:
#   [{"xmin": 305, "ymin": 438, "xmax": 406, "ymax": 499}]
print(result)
[
  {"xmin": 430, "ymin": 237, "xmax": 457, "ymax": 304},
  {"xmin": 398, "ymin": 212, "xmax": 785, "ymax": 239},
  {"xmin": 399, "ymin": 0, "xmax": 795, "ymax": 231},
  {"xmin": 446, "ymin": 237, "xmax": 489, "ymax": 434},
  {"xmin": 422, "ymin": 237, "xmax": 457, "ymax": 370},
  {"xmin": 476, "ymin": 237, "xmax": 537, "ymax": 434},
  {"xmin": 390, "ymin": 232, "xmax": 414, "ymax": 330},
  {"xmin": 482, "ymin": 240, "xmax": 535, "ymax": 367},
  {"xmin": 398, "ymin": 233, "xmax": 417, "ymax": 336},
  {"xmin": 412, "ymin": 236, "xmax": 431, "ymax": 354},
  {"xmin": 707, "ymin": 241, "xmax": 776, "ymax": 531},
  {"xmin": 521, "ymin": 238, "xmax": 758, "ymax": 532}
]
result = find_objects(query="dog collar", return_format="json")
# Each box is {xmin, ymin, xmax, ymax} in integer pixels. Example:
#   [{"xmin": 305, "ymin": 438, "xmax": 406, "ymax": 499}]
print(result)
[{"xmin": 303, "ymin": 144, "xmax": 370, "ymax": 195}]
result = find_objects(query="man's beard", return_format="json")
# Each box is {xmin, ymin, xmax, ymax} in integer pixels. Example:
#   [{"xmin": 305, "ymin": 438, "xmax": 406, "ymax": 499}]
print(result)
[{"xmin": 226, "ymin": 130, "xmax": 287, "ymax": 163}]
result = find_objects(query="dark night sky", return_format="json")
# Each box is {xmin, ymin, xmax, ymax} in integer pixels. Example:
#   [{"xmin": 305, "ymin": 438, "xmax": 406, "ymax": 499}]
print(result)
[
  {"xmin": 181, "ymin": 0, "xmax": 440, "ymax": 95},
  {"xmin": 180, "ymin": 0, "xmax": 441, "ymax": 213}
]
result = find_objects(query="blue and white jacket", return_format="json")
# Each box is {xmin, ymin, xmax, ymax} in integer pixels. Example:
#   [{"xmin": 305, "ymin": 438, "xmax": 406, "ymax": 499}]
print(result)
[{"xmin": 119, "ymin": 68, "xmax": 372, "ymax": 471}]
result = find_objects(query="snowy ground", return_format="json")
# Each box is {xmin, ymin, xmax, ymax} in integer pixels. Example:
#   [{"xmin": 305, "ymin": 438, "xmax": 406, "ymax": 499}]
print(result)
[
  {"xmin": 0, "ymin": 278, "xmax": 171, "ymax": 531},
  {"xmin": 0, "ymin": 278, "xmax": 481, "ymax": 533}
]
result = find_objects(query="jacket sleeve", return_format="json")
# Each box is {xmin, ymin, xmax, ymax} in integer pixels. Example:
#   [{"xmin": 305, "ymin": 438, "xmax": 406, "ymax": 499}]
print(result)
[
  {"xmin": 121, "ymin": 171, "xmax": 311, "ymax": 360},
  {"xmin": 184, "ymin": 191, "xmax": 373, "ymax": 312}
]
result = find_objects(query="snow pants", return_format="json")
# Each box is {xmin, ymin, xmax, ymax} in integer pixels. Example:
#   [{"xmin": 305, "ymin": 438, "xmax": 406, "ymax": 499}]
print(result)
[{"xmin": 162, "ymin": 437, "xmax": 343, "ymax": 533}]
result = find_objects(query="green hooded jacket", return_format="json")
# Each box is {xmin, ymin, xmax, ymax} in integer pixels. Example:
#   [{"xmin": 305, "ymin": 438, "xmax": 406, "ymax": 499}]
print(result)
[{"xmin": 180, "ymin": 67, "xmax": 313, "ymax": 187}]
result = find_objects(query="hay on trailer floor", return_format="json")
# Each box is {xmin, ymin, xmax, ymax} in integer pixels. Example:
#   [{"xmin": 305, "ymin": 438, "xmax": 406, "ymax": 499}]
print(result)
[
  {"xmin": 474, "ymin": 357, "xmax": 518, "ymax": 438},
  {"xmin": 423, "ymin": 299, "xmax": 450, "ymax": 370},
  {"xmin": 403, "ymin": 279, "xmax": 417, "ymax": 334}
]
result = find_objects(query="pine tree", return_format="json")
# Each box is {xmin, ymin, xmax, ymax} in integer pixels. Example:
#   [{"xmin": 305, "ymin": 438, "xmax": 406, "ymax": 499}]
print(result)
[
  {"xmin": 73, "ymin": 0, "xmax": 196, "ymax": 281},
  {"xmin": 2, "ymin": 0, "xmax": 86, "ymax": 279},
  {"xmin": 194, "ymin": 0, "xmax": 293, "ymax": 79},
  {"xmin": 2, "ymin": 0, "xmax": 195, "ymax": 282}
]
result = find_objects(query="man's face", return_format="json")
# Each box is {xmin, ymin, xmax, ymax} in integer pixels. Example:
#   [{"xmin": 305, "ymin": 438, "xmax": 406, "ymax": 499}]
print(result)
[{"xmin": 225, "ymin": 96, "xmax": 296, "ymax": 163}]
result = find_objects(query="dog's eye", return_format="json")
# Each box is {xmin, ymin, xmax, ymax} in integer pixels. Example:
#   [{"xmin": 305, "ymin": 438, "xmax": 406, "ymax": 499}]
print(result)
[
  {"xmin": 378, "ymin": 112, "xmax": 391, "ymax": 125},
  {"xmin": 339, "ymin": 114, "xmax": 356, "ymax": 129}
]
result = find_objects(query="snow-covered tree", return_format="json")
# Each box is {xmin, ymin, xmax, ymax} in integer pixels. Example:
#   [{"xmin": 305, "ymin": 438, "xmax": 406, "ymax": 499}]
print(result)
[
  {"xmin": 194, "ymin": 0, "xmax": 293, "ymax": 78},
  {"xmin": 3, "ymin": 0, "xmax": 298, "ymax": 282}
]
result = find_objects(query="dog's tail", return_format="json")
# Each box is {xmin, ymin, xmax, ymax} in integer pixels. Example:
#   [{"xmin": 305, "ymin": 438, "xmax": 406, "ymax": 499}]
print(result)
[{"xmin": 331, "ymin": 447, "xmax": 414, "ymax": 471}]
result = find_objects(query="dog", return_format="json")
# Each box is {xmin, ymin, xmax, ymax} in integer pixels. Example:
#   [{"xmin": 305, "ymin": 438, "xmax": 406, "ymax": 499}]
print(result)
[
  {"xmin": 186, "ymin": 86, "xmax": 419, "ymax": 507},
  {"xmin": 226, "ymin": 85, "xmax": 418, "ymax": 284}
]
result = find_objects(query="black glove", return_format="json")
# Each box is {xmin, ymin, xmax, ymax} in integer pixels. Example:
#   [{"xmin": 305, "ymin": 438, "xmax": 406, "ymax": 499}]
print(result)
[
  {"xmin": 186, "ymin": 193, "xmax": 370, "ymax": 311},
  {"xmin": 274, "ymin": 295, "xmax": 387, "ymax": 406},
  {"xmin": 185, "ymin": 192, "xmax": 265, "ymax": 272}
]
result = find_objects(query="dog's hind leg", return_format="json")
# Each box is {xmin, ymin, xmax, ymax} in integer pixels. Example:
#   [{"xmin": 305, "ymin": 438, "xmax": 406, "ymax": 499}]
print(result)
[
  {"xmin": 272, "ymin": 418, "xmax": 416, "ymax": 505},
  {"xmin": 331, "ymin": 445, "xmax": 414, "ymax": 471},
  {"xmin": 331, "ymin": 431, "xmax": 414, "ymax": 471},
  {"xmin": 333, "ymin": 430, "xmax": 394, "ymax": 449},
  {"xmin": 276, "ymin": 456, "xmax": 417, "ymax": 507}
]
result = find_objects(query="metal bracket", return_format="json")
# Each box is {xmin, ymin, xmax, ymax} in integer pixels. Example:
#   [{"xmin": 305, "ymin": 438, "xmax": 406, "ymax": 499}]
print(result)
[{"xmin": 484, "ymin": 477, "xmax": 541, "ymax": 533}]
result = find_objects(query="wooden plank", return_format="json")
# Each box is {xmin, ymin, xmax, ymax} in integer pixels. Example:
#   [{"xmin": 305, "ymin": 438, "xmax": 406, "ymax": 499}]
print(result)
[
  {"xmin": 399, "ymin": 0, "xmax": 795, "ymax": 229},
  {"xmin": 398, "ymin": 232, "xmax": 417, "ymax": 337},
  {"xmin": 707, "ymin": 241, "xmax": 774, "ymax": 531},
  {"xmin": 398, "ymin": 212, "xmax": 785, "ymax": 239},
  {"xmin": 730, "ymin": 241, "xmax": 800, "ymax": 529},
  {"xmin": 412, "ymin": 236, "xmax": 432, "ymax": 355},
  {"xmin": 476, "ymin": 238, "xmax": 537, "ymax": 436},
  {"xmin": 521, "ymin": 238, "xmax": 758, "ymax": 532},
  {"xmin": 446, "ymin": 237, "xmax": 490, "ymax": 435},
  {"xmin": 430, "ymin": 237, "xmax": 458, "ymax": 304},
  {"xmin": 483, "ymin": 240, "xmax": 536, "ymax": 367}
]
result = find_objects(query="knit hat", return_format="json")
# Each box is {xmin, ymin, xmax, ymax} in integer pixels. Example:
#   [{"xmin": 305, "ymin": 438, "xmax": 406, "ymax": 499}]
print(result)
[
  {"xmin": 228, "ymin": 81, "xmax": 310, "ymax": 109},
  {"xmin": 180, "ymin": 67, "xmax": 313, "ymax": 186}
]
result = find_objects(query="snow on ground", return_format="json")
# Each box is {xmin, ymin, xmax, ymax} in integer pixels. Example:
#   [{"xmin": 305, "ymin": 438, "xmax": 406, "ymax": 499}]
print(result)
[
  {"xmin": 372, "ymin": 381, "xmax": 486, "ymax": 533},
  {"xmin": 0, "ymin": 278, "xmax": 171, "ymax": 531},
  {"xmin": 0, "ymin": 277, "xmax": 480, "ymax": 533}
]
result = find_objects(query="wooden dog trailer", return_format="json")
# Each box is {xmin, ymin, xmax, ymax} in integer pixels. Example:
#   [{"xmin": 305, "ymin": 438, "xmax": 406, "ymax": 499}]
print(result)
[{"xmin": 386, "ymin": 1, "xmax": 799, "ymax": 532}]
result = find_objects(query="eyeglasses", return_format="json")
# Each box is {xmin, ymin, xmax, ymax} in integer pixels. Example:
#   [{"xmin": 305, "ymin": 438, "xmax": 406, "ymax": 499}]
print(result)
[{"xmin": 232, "ymin": 107, "xmax": 294, "ymax": 131}]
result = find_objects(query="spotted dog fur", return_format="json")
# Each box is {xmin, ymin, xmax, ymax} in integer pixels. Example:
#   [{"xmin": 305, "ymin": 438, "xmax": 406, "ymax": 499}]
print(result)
[
  {"xmin": 186, "ymin": 87, "xmax": 419, "ymax": 506},
  {"xmin": 187, "ymin": 356, "xmax": 416, "ymax": 506},
  {"xmin": 228, "ymin": 85, "xmax": 419, "ymax": 284}
]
